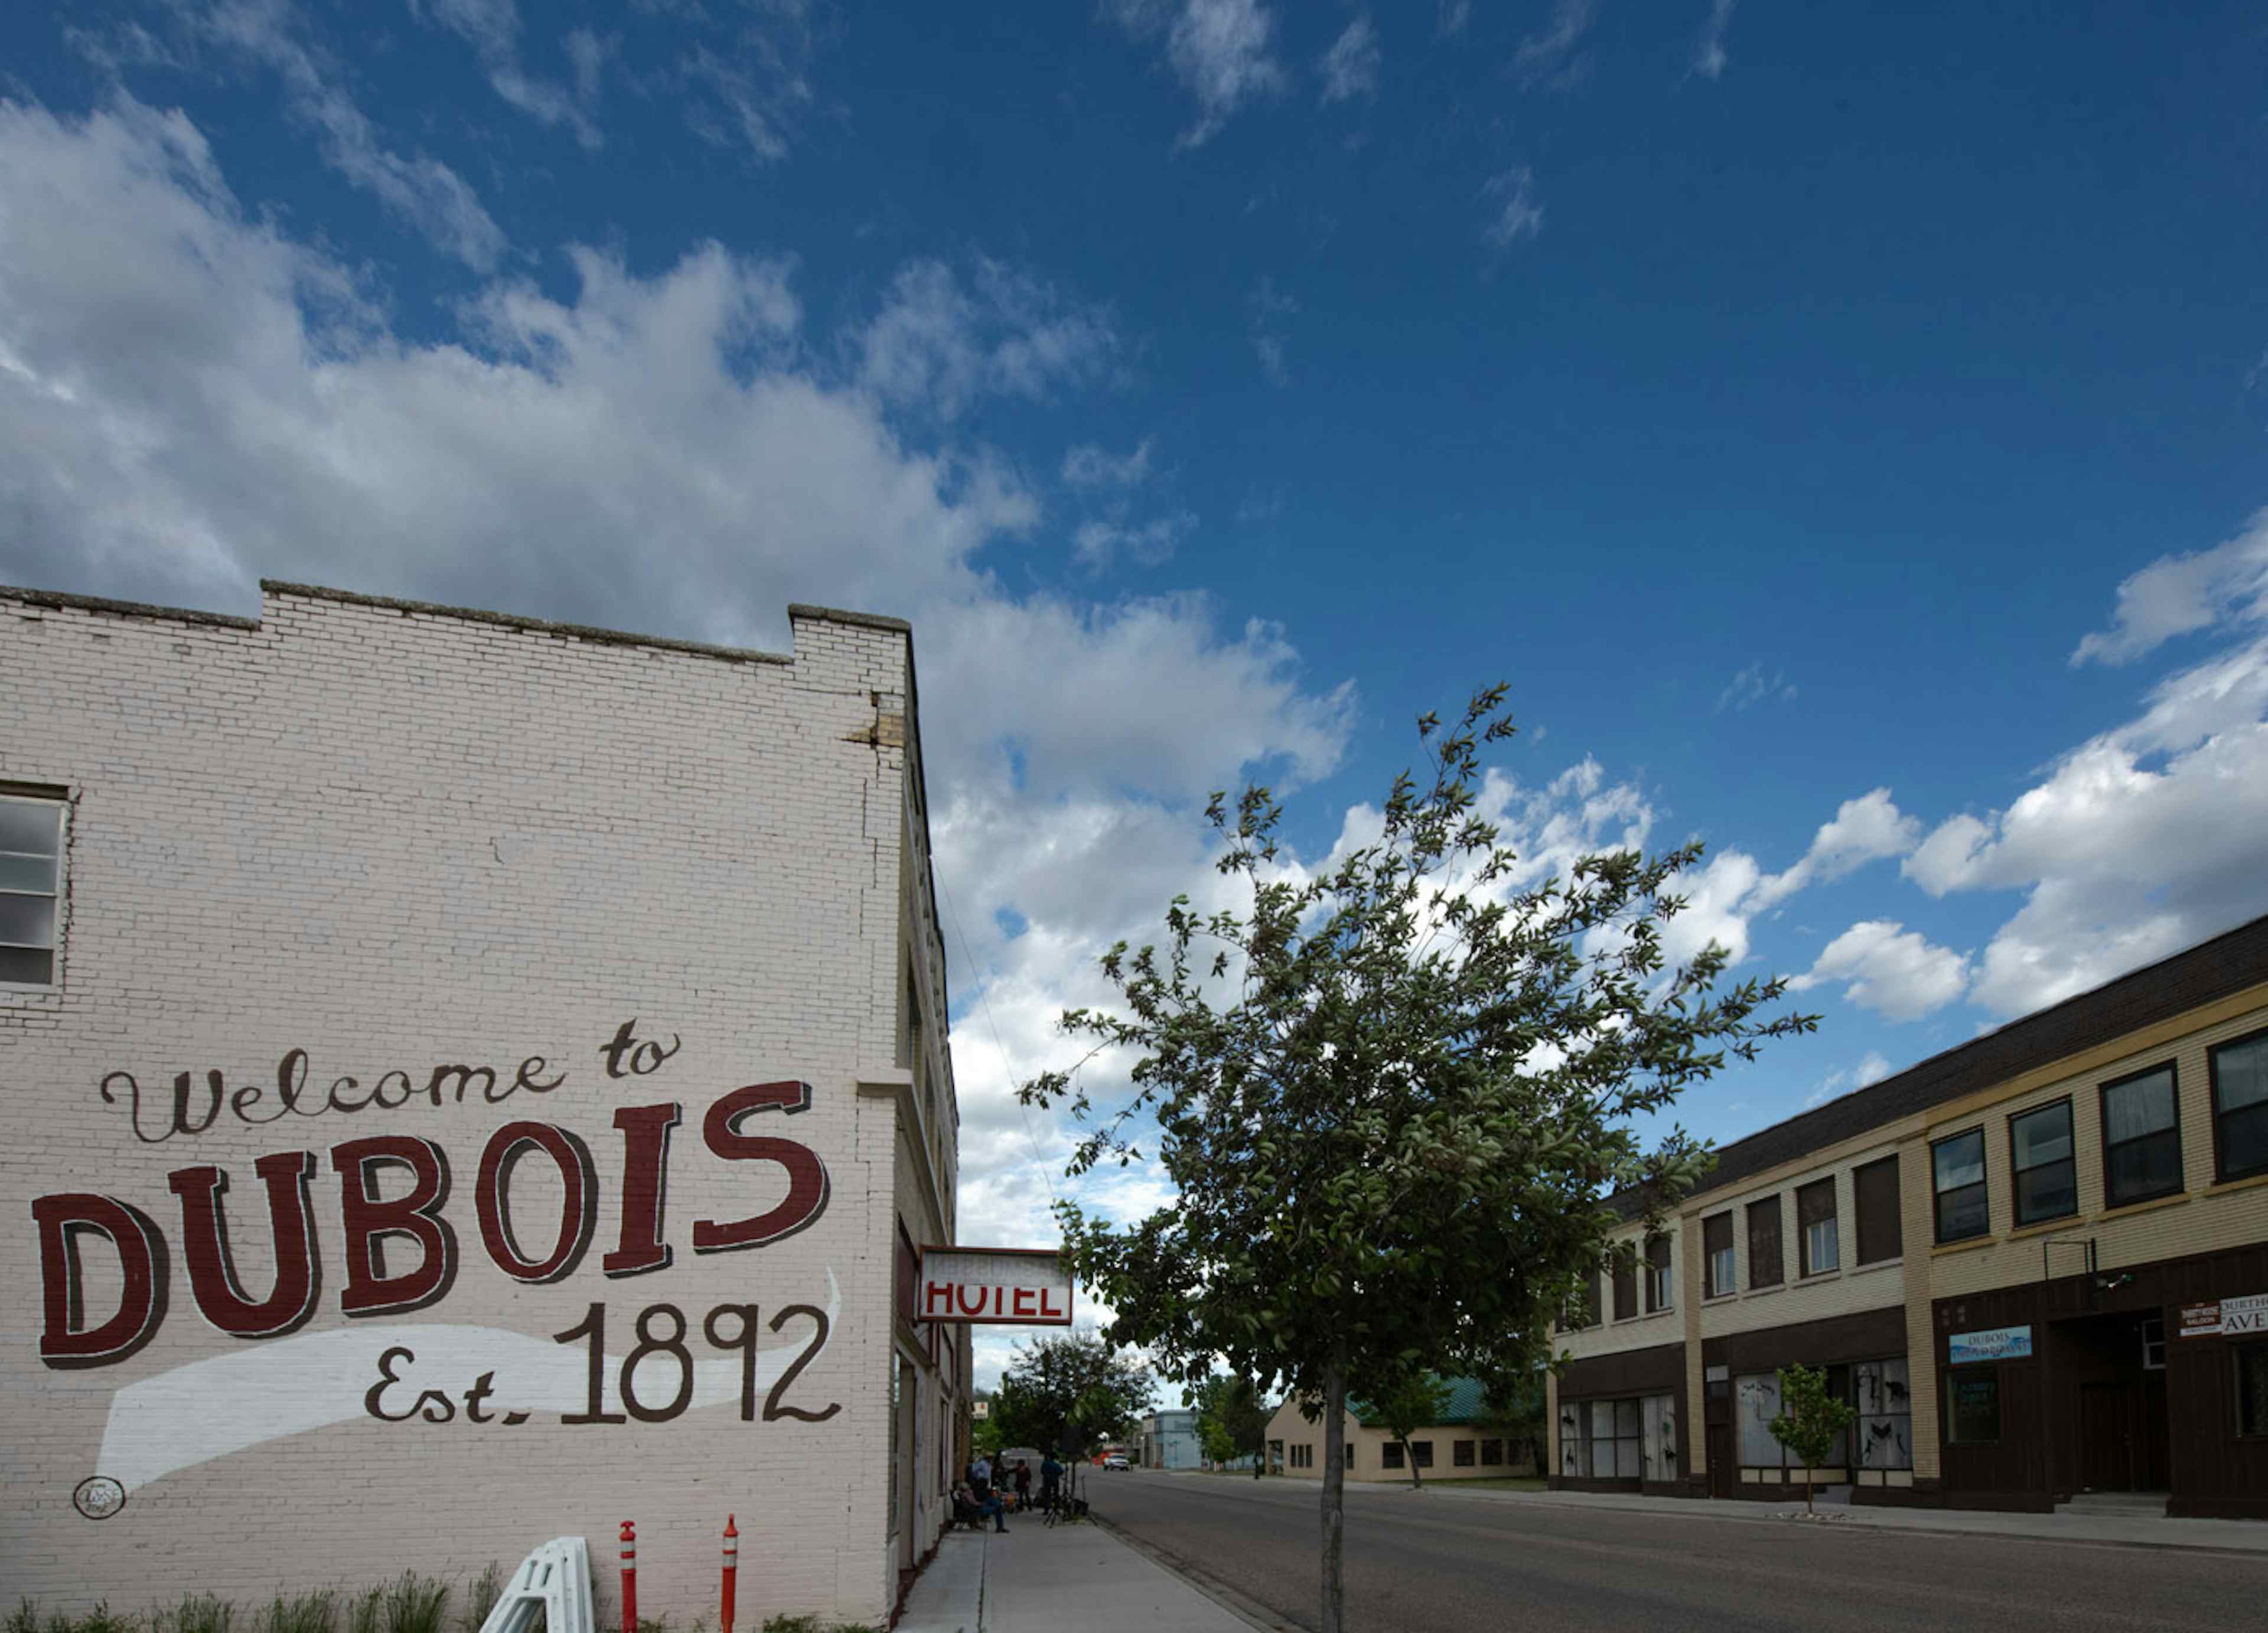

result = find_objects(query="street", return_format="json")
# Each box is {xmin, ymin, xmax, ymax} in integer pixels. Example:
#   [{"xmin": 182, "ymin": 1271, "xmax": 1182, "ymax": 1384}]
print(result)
[{"xmin": 1084, "ymin": 1471, "xmax": 2268, "ymax": 1633}]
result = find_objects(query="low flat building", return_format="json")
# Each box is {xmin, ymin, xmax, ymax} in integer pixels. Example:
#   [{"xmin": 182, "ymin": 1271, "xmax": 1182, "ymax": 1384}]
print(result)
[
  {"xmin": 1266, "ymin": 1377, "xmax": 1539, "ymax": 1482},
  {"xmin": 1, "ymin": 581, "xmax": 969, "ymax": 1622},
  {"xmin": 1551, "ymin": 914, "xmax": 2268, "ymax": 1519},
  {"xmin": 1136, "ymin": 1408, "xmax": 1201, "ymax": 1469}
]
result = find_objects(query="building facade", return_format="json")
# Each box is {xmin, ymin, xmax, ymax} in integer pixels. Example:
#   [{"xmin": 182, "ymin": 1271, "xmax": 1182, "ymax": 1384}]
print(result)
[
  {"xmin": 1135, "ymin": 1408, "xmax": 1201, "ymax": 1470},
  {"xmin": 1266, "ymin": 1377, "xmax": 1540, "ymax": 1482},
  {"xmin": 1550, "ymin": 916, "xmax": 2268, "ymax": 1518},
  {"xmin": 1, "ymin": 582, "xmax": 969, "ymax": 1622}
]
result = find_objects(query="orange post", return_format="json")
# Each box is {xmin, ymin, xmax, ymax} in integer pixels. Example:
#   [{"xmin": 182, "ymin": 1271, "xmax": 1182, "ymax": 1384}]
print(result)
[
  {"xmin": 620, "ymin": 1521, "xmax": 637, "ymax": 1633},
  {"xmin": 720, "ymin": 1514, "xmax": 739, "ymax": 1633}
]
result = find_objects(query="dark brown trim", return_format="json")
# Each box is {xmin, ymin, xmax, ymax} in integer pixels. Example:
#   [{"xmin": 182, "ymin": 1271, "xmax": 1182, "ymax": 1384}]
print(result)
[
  {"xmin": 2207, "ymin": 1024, "xmax": 2268, "ymax": 1184},
  {"xmin": 2097, "ymin": 1058, "xmax": 2185, "ymax": 1210},
  {"xmin": 2008, "ymin": 1097, "xmax": 2078, "ymax": 1230}
]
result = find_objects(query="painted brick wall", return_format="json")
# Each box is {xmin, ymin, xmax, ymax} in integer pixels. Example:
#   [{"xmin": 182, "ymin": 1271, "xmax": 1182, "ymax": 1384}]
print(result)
[{"xmin": 0, "ymin": 585, "xmax": 950, "ymax": 1626}]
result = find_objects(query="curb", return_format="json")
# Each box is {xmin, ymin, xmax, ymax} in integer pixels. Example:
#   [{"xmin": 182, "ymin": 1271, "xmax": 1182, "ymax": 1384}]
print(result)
[{"xmin": 1085, "ymin": 1508, "xmax": 1308, "ymax": 1633}]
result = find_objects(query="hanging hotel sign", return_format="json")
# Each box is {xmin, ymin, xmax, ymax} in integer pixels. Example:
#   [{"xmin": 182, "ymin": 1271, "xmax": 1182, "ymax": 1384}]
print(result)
[
  {"xmin": 2179, "ymin": 1293, "xmax": 2267, "ymax": 1338},
  {"xmin": 1948, "ymin": 1324, "xmax": 2032, "ymax": 1364},
  {"xmin": 916, "ymin": 1246, "xmax": 1071, "ymax": 1325}
]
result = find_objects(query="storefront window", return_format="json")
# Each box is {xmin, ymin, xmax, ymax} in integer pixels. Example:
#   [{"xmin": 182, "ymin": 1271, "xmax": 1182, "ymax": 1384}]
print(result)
[
  {"xmin": 1948, "ymin": 1374, "xmax": 2000, "ymax": 1443},
  {"xmin": 1855, "ymin": 1358, "xmax": 1912, "ymax": 1469},
  {"xmin": 1557, "ymin": 1404, "xmax": 1581, "ymax": 1476},
  {"xmin": 2010, "ymin": 1101, "xmax": 2076, "ymax": 1225},
  {"xmin": 2237, "ymin": 1344, "xmax": 2268, "ymax": 1438},
  {"xmin": 1933, "ymin": 1129, "xmax": 1990, "ymax": 1243},
  {"xmin": 1735, "ymin": 1373, "xmax": 1782, "ymax": 1466},
  {"xmin": 1641, "ymin": 1392, "xmax": 1677, "ymax": 1481}
]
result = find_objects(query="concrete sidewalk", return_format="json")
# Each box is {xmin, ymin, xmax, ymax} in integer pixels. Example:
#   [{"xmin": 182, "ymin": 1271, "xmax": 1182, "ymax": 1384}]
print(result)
[
  {"xmin": 894, "ymin": 1518, "xmax": 1254, "ymax": 1633},
  {"xmin": 1364, "ymin": 1479, "xmax": 2268, "ymax": 1554}
]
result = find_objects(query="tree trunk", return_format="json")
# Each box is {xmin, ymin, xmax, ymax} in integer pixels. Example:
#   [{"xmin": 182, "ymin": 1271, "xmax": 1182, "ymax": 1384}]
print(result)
[
  {"xmin": 1803, "ymin": 1467, "xmax": 1813, "ymax": 1516},
  {"xmin": 1321, "ymin": 1365, "xmax": 1348, "ymax": 1633},
  {"xmin": 1406, "ymin": 1440, "xmax": 1421, "ymax": 1488}
]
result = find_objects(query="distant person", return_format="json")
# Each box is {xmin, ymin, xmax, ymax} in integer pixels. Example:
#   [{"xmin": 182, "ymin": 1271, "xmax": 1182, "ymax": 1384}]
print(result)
[
  {"xmin": 971, "ymin": 1453, "xmax": 993, "ymax": 1500},
  {"xmin": 1041, "ymin": 1453, "xmax": 1063, "ymax": 1512},
  {"xmin": 951, "ymin": 1482, "xmax": 985, "ymax": 1530},
  {"xmin": 1014, "ymin": 1459, "xmax": 1032, "ymax": 1508}
]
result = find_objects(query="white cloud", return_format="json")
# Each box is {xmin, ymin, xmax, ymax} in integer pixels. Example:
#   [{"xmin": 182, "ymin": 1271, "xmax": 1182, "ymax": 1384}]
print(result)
[
  {"xmin": 856, "ymin": 260, "xmax": 1119, "ymax": 421},
  {"xmin": 1063, "ymin": 439, "xmax": 1155, "ymax": 490},
  {"xmin": 1439, "ymin": 1, "xmax": 1474, "ymax": 37},
  {"xmin": 1073, "ymin": 511, "xmax": 1196, "ymax": 571},
  {"xmin": 1481, "ymin": 167, "xmax": 1544, "ymax": 249},
  {"xmin": 1855, "ymin": 1050, "xmax": 1892, "ymax": 1087},
  {"xmin": 1250, "ymin": 274, "xmax": 1297, "ymax": 386},
  {"xmin": 1901, "ymin": 631, "xmax": 2268, "ymax": 1015},
  {"xmin": 1801, "ymin": 1049, "xmax": 1891, "ymax": 1110},
  {"xmin": 1690, "ymin": 0, "xmax": 1736, "ymax": 82},
  {"xmin": 412, "ymin": 0, "xmax": 605, "ymax": 148},
  {"xmin": 1716, "ymin": 660, "xmax": 1797, "ymax": 712},
  {"xmin": 1318, "ymin": 17, "xmax": 1381, "ymax": 105},
  {"xmin": 1751, "ymin": 788, "xmax": 1921, "ymax": 908},
  {"xmin": 167, "ymin": 1, "xmax": 507, "ymax": 269},
  {"xmin": 1790, "ymin": 920, "xmax": 1970, "ymax": 1022},
  {"xmin": 1104, "ymin": 0, "xmax": 1286, "ymax": 148},
  {"xmin": 2071, "ymin": 510, "xmax": 2268, "ymax": 666},
  {"xmin": 1513, "ymin": 0, "xmax": 1595, "ymax": 90}
]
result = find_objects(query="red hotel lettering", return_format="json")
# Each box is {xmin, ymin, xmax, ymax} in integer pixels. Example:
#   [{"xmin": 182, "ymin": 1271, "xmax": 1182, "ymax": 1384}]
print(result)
[
  {"xmin": 1012, "ymin": 1286, "xmax": 1036, "ymax": 1318},
  {"xmin": 691, "ymin": 1081, "xmax": 830, "ymax": 1254},
  {"xmin": 1041, "ymin": 1287, "xmax": 1064, "ymax": 1320},
  {"xmin": 331, "ymin": 1136, "xmax": 459, "ymax": 1316},
  {"xmin": 170, "ymin": 1150, "xmax": 322, "ymax": 1338},
  {"xmin": 923, "ymin": 1280, "xmax": 956, "ymax": 1319}
]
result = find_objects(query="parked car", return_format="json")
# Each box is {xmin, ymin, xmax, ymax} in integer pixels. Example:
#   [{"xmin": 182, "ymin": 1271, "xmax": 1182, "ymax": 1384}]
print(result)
[{"xmin": 1102, "ymin": 1452, "xmax": 1129, "ymax": 1470}]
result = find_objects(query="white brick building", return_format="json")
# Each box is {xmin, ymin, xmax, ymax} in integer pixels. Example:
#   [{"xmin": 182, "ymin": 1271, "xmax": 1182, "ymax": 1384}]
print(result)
[{"xmin": 0, "ymin": 581, "xmax": 967, "ymax": 1625}]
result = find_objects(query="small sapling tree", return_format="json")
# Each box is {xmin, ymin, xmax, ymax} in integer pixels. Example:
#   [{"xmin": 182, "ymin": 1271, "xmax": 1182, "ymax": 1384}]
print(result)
[{"xmin": 1768, "ymin": 1364, "xmax": 1857, "ymax": 1516}]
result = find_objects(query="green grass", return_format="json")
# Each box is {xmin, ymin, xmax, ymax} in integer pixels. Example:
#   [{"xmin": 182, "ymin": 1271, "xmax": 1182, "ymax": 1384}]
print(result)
[
  {"xmin": 758, "ymin": 1617, "xmax": 881, "ymax": 1633},
  {"xmin": 260, "ymin": 1592, "xmax": 334, "ymax": 1633},
  {"xmin": 380, "ymin": 1576, "xmax": 447, "ymax": 1633},
  {"xmin": 155, "ymin": 1598, "xmax": 232, "ymax": 1633},
  {"xmin": 455, "ymin": 1568, "xmax": 502, "ymax": 1633}
]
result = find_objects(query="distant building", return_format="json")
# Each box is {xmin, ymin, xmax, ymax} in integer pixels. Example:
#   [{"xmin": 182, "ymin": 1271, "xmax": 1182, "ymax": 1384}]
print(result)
[
  {"xmin": 1136, "ymin": 1408, "xmax": 1201, "ymax": 1469},
  {"xmin": 1265, "ymin": 1377, "xmax": 1537, "ymax": 1482}
]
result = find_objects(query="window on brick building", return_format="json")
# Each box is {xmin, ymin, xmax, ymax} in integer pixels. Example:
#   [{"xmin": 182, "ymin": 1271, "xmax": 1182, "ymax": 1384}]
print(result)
[
  {"xmin": 1746, "ymin": 1196, "xmax": 1783, "ymax": 1288},
  {"xmin": 1381, "ymin": 1441, "xmax": 1405, "ymax": 1469},
  {"xmin": 2101, "ymin": 1064, "xmax": 2183, "ymax": 1207},
  {"xmin": 1454, "ymin": 1439, "xmax": 1475, "ymax": 1467},
  {"xmin": 1481, "ymin": 1438, "xmax": 1504, "ymax": 1466},
  {"xmin": 1796, "ymin": 1178, "xmax": 1839, "ymax": 1276},
  {"xmin": 2010, "ymin": 1100, "xmax": 2077, "ymax": 1226},
  {"xmin": 1933, "ymin": 1129, "xmax": 1989, "ymax": 1242},
  {"xmin": 2209, "ymin": 1031, "xmax": 2268, "ymax": 1184},
  {"xmin": 1853, "ymin": 1155, "xmax": 1902, "ymax": 1264},
  {"xmin": 1410, "ymin": 1440, "xmax": 1435, "ymax": 1469},
  {"xmin": 0, "ymin": 791, "xmax": 64, "ymax": 987},
  {"xmin": 1645, "ymin": 1234, "xmax": 1674, "ymax": 1313},
  {"xmin": 1612, "ymin": 1253, "xmax": 1637, "ymax": 1321},
  {"xmin": 1703, "ymin": 1212, "xmax": 1735, "ymax": 1297}
]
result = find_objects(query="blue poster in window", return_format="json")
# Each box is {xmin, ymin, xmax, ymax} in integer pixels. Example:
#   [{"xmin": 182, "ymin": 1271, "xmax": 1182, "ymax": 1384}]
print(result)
[{"xmin": 1948, "ymin": 1324, "xmax": 2032, "ymax": 1364}]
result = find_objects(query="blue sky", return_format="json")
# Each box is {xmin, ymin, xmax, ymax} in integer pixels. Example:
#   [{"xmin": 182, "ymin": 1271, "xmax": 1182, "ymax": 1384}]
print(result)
[{"xmin": 5, "ymin": 2, "xmax": 2268, "ymax": 1381}]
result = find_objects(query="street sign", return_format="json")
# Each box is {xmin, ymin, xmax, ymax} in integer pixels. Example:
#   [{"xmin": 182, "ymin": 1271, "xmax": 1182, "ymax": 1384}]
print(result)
[
  {"xmin": 2178, "ymin": 1294, "xmax": 2265, "ymax": 1337},
  {"xmin": 916, "ymin": 1246, "xmax": 1072, "ymax": 1325},
  {"xmin": 2179, "ymin": 1300, "xmax": 2223, "ymax": 1338}
]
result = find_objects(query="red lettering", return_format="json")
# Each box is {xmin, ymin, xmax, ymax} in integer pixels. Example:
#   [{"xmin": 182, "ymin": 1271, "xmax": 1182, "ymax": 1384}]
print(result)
[
  {"xmin": 476, "ymin": 1122, "xmax": 598, "ymax": 1284},
  {"xmin": 691, "ymin": 1081, "xmax": 830, "ymax": 1254},
  {"xmin": 604, "ymin": 1102, "xmax": 681, "ymax": 1277},
  {"xmin": 1012, "ymin": 1286, "xmax": 1036, "ymax": 1318},
  {"xmin": 924, "ymin": 1280, "xmax": 956, "ymax": 1317},
  {"xmin": 331, "ymin": 1136, "xmax": 458, "ymax": 1316},
  {"xmin": 957, "ymin": 1282, "xmax": 985, "ymax": 1317},
  {"xmin": 33, "ymin": 1194, "xmax": 170, "ymax": 1368},
  {"xmin": 170, "ymin": 1151, "xmax": 320, "ymax": 1339},
  {"xmin": 1040, "ymin": 1287, "xmax": 1066, "ymax": 1321}
]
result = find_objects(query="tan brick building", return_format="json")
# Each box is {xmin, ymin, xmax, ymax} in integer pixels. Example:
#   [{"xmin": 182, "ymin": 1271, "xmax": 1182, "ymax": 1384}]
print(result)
[
  {"xmin": 0, "ymin": 582, "xmax": 968, "ymax": 1622},
  {"xmin": 1265, "ymin": 1377, "xmax": 1540, "ymax": 1483},
  {"xmin": 1550, "ymin": 916, "xmax": 2268, "ymax": 1518}
]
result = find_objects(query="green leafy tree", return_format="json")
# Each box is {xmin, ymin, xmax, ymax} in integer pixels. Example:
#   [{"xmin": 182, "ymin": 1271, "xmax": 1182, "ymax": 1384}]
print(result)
[
  {"xmin": 970, "ymin": 1412, "xmax": 1005, "ymax": 1459},
  {"xmin": 1768, "ymin": 1364, "xmax": 1856, "ymax": 1515},
  {"xmin": 1474, "ymin": 1371, "xmax": 1549, "ymax": 1478},
  {"xmin": 1190, "ymin": 1373, "xmax": 1273, "ymax": 1476},
  {"xmin": 1021, "ymin": 688, "xmax": 1813, "ymax": 1633},
  {"xmin": 1363, "ymin": 1371, "xmax": 1451, "ymax": 1487},
  {"xmin": 990, "ymin": 1331, "xmax": 1153, "ymax": 1461}
]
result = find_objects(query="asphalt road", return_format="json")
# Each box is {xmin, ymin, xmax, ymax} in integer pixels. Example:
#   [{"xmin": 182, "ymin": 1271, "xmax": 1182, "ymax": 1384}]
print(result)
[{"xmin": 1083, "ymin": 1471, "xmax": 2268, "ymax": 1633}]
